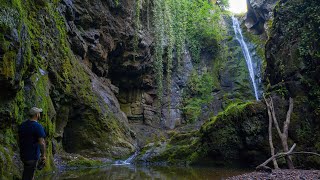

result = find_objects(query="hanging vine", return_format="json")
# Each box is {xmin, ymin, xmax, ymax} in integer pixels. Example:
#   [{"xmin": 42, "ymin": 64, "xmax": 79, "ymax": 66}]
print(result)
[
  {"xmin": 164, "ymin": 0, "xmax": 175, "ymax": 111},
  {"xmin": 146, "ymin": 0, "xmax": 150, "ymax": 30},
  {"xmin": 151, "ymin": 0, "xmax": 224, "ymax": 110},
  {"xmin": 153, "ymin": 0, "xmax": 165, "ymax": 102},
  {"xmin": 133, "ymin": 0, "xmax": 141, "ymax": 60},
  {"xmin": 171, "ymin": 0, "xmax": 188, "ymax": 72}
]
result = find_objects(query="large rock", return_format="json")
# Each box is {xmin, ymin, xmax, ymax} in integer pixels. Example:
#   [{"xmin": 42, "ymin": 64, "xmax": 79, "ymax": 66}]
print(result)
[
  {"xmin": 136, "ymin": 102, "xmax": 269, "ymax": 167},
  {"xmin": 245, "ymin": 0, "xmax": 278, "ymax": 35}
]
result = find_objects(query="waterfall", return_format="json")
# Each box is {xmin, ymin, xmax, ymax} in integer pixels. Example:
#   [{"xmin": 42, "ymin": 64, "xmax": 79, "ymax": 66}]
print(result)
[
  {"xmin": 113, "ymin": 152, "xmax": 138, "ymax": 165},
  {"xmin": 232, "ymin": 16, "xmax": 260, "ymax": 100}
]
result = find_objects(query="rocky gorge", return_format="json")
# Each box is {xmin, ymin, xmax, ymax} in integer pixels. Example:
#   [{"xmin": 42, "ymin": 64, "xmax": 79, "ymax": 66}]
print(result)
[{"xmin": 0, "ymin": 0, "xmax": 319, "ymax": 179}]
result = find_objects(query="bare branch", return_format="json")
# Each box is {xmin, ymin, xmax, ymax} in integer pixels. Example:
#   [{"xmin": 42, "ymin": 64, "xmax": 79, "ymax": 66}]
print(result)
[
  {"xmin": 283, "ymin": 97, "xmax": 293, "ymax": 137},
  {"xmin": 263, "ymin": 93, "xmax": 271, "ymax": 107},
  {"xmin": 270, "ymin": 97, "xmax": 282, "ymax": 137},
  {"xmin": 263, "ymin": 94, "xmax": 279, "ymax": 169},
  {"xmin": 257, "ymin": 143, "xmax": 296, "ymax": 169},
  {"xmin": 256, "ymin": 144, "xmax": 320, "ymax": 170}
]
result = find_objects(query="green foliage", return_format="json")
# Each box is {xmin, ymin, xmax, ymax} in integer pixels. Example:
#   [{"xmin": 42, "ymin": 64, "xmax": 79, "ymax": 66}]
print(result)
[
  {"xmin": 152, "ymin": 0, "xmax": 225, "ymax": 103},
  {"xmin": 153, "ymin": 0, "xmax": 165, "ymax": 102},
  {"xmin": 168, "ymin": 0, "xmax": 187, "ymax": 71},
  {"xmin": 216, "ymin": 0, "xmax": 230, "ymax": 9},
  {"xmin": 133, "ymin": 0, "xmax": 141, "ymax": 58},
  {"xmin": 271, "ymin": 0, "xmax": 320, "ymax": 65},
  {"xmin": 183, "ymin": 70, "xmax": 215, "ymax": 123},
  {"xmin": 185, "ymin": 1, "xmax": 224, "ymax": 62},
  {"xmin": 115, "ymin": 0, "xmax": 119, "ymax": 6},
  {"xmin": 164, "ymin": 0, "xmax": 174, "ymax": 95}
]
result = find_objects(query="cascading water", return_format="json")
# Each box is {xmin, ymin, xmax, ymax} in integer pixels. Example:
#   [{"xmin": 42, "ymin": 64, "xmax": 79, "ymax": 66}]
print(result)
[
  {"xmin": 232, "ymin": 16, "xmax": 260, "ymax": 100},
  {"xmin": 113, "ymin": 152, "xmax": 138, "ymax": 165}
]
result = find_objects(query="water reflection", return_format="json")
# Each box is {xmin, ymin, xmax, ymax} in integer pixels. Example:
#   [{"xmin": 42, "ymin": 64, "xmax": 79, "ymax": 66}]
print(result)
[{"xmin": 42, "ymin": 165, "xmax": 247, "ymax": 180}]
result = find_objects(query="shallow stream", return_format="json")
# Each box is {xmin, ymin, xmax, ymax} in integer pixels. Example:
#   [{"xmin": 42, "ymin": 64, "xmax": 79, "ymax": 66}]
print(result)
[{"xmin": 41, "ymin": 165, "xmax": 248, "ymax": 180}]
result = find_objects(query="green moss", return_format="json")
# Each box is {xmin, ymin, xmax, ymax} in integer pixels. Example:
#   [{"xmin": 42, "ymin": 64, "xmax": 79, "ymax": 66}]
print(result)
[
  {"xmin": 242, "ymin": 27, "xmax": 266, "ymax": 72},
  {"xmin": 149, "ymin": 131, "xmax": 203, "ymax": 165},
  {"xmin": 0, "ymin": 51, "xmax": 16, "ymax": 80},
  {"xmin": 67, "ymin": 157, "xmax": 104, "ymax": 168},
  {"xmin": 202, "ymin": 101, "xmax": 252, "ymax": 131},
  {"xmin": 0, "ymin": 144, "xmax": 19, "ymax": 179},
  {"xmin": 182, "ymin": 70, "xmax": 216, "ymax": 123}
]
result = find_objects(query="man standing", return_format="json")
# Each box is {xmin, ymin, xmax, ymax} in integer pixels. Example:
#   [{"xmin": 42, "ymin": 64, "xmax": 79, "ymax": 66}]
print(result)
[{"xmin": 18, "ymin": 107, "xmax": 46, "ymax": 180}]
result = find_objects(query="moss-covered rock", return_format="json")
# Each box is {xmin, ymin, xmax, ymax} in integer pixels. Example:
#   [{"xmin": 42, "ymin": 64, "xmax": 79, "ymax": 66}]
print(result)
[
  {"xmin": 144, "ymin": 131, "xmax": 202, "ymax": 165},
  {"xmin": 0, "ymin": 0, "xmax": 136, "ymax": 178},
  {"xmin": 137, "ymin": 102, "xmax": 269, "ymax": 167},
  {"xmin": 199, "ymin": 101, "xmax": 269, "ymax": 166},
  {"xmin": 67, "ymin": 157, "xmax": 104, "ymax": 168}
]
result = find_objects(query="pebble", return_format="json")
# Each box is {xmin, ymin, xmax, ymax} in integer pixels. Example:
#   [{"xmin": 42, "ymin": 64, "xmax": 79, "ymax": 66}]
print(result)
[{"xmin": 227, "ymin": 169, "xmax": 320, "ymax": 180}]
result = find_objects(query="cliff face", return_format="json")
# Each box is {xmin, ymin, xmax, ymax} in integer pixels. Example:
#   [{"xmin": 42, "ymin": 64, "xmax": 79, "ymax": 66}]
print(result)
[
  {"xmin": 0, "ymin": 0, "xmax": 139, "ymax": 177},
  {"xmin": 0, "ymin": 0, "xmax": 199, "ymax": 177},
  {"xmin": 265, "ymin": 0, "xmax": 320, "ymax": 166}
]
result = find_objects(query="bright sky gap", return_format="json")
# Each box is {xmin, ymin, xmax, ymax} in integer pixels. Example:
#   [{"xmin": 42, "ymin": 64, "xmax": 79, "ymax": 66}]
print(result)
[{"xmin": 228, "ymin": 0, "xmax": 248, "ymax": 14}]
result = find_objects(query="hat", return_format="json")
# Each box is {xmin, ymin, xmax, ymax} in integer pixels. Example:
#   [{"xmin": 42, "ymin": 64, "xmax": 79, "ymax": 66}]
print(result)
[{"xmin": 29, "ymin": 107, "xmax": 43, "ymax": 116}]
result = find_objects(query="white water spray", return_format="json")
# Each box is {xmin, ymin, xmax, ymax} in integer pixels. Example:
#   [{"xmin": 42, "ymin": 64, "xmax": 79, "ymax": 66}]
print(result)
[
  {"xmin": 113, "ymin": 152, "xmax": 138, "ymax": 165},
  {"xmin": 232, "ymin": 16, "xmax": 259, "ymax": 100}
]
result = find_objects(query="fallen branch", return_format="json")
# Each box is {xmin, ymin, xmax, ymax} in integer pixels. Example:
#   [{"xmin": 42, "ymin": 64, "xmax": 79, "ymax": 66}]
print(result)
[
  {"xmin": 257, "ymin": 143, "xmax": 296, "ymax": 170},
  {"xmin": 256, "ymin": 143, "xmax": 320, "ymax": 171}
]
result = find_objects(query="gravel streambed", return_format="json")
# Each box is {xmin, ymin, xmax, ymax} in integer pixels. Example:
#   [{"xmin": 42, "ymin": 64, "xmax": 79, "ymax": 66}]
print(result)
[{"xmin": 227, "ymin": 169, "xmax": 320, "ymax": 180}]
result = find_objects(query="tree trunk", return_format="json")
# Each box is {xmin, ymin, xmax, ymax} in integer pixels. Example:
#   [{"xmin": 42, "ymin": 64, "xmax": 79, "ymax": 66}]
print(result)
[
  {"xmin": 263, "ymin": 94, "xmax": 279, "ymax": 169},
  {"xmin": 265, "ymin": 95, "xmax": 295, "ymax": 169},
  {"xmin": 281, "ymin": 136, "xmax": 294, "ymax": 169}
]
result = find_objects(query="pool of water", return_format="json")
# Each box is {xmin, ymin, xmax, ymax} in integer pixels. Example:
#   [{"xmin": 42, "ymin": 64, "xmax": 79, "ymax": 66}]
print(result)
[{"xmin": 41, "ymin": 165, "xmax": 248, "ymax": 180}]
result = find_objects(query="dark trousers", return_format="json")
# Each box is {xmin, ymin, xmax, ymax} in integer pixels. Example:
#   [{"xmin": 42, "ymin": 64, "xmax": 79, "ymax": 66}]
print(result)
[{"xmin": 22, "ymin": 160, "xmax": 38, "ymax": 180}]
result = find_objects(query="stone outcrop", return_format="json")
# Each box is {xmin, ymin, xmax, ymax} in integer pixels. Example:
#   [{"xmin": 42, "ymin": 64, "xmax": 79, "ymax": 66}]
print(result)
[{"xmin": 245, "ymin": 0, "xmax": 278, "ymax": 35}]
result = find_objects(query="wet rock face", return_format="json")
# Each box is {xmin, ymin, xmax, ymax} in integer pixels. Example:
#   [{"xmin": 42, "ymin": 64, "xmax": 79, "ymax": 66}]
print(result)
[
  {"xmin": 59, "ymin": 0, "xmax": 163, "ymax": 128},
  {"xmin": 245, "ymin": 0, "xmax": 278, "ymax": 34},
  {"xmin": 266, "ymin": 0, "xmax": 320, "ymax": 90},
  {"xmin": 265, "ymin": 0, "xmax": 320, "ymax": 168},
  {"xmin": 54, "ymin": 0, "xmax": 146, "ymax": 157},
  {"xmin": 161, "ymin": 49, "xmax": 194, "ymax": 129},
  {"xmin": 0, "ymin": 24, "xmax": 32, "ymax": 98}
]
